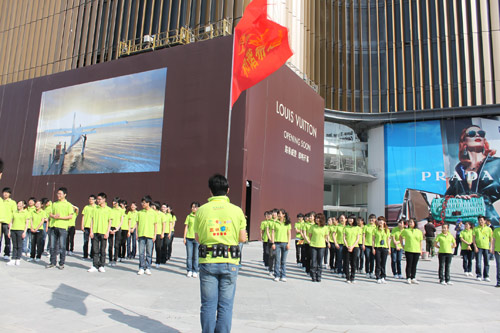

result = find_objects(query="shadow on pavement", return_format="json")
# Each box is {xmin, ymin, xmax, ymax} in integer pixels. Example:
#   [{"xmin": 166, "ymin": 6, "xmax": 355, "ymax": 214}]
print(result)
[
  {"xmin": 47, "ymin": 283, "xmax": 89, "ymax": 315},
  {"xmin": 103, "ymin": 308, "xmax": 180, "ymax": 332}
]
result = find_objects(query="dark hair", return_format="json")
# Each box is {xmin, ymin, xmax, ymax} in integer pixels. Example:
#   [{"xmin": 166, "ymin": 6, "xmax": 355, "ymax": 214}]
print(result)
[
  {"xmin": 97, "ymin": 192, "xmax": 107, "ymax": 199},
  {"xmin": 357, "ymin": 217, "xmax": 365, "ymax": 226},
  {"xmin": 368, "ymin": 214, "xmax": 376, "ymax": 219},
  {"xmin": 408, "ymin": 218, "xmax": 416, "ymax": 228},
  {"xmin": 113, "ymin": 197, "xmax": 120, "ymax": 204},
  {"xmin": 58, "ymin": 187, "xmax": 68, "ymax": 195},
  {"xmin": 89, "ymin": 194, "xmax": 96, "ymax": 199},
  {"xmin": 208, "ymin": 174, "xmax": 229, "ymax": 196},
  {"xmin": 18, "ymin": 200, "xmax": 26, "ymax": 208},
  {"xmin": 191, "ymin": 201, "xmax": 200, "ymax": 208},
  {"xmin": 316, "ymin": 213, "xmax": 326, "ymax": 227},
  {"xmin": 119, "ymin": 199, "xmax": 127, "ymax": 206},
  {"xmin": 153, "ymin": 201, "xmax": 161, "ymax": 210},
  {"xmin": 478, "ymin": 215, "xmax": 485, "ymax": 221},
  {"xmin": 28, "ymin": 197, "xmax": 36, "ymax": 202},
  {"xmin": 2, "ymin": 187, "xmax": 12, "ymax": 194},
  {"xmin": 142, "ymin": 195, "xmax": 152, "ymax": 204},
  {"xmin": 297, "ymin": 213, "xmax": 304, "ymax": 218},
  {"xmin": 278, "ymin": 208, "xmax": 291, "ymax": 225},
  {"xmin": 0, "ymin": 159, "xmax": 3, "ymax": 173},
  {"xmin": 41, "ymin": 197, "xmax": 49, "ymax": 205}
]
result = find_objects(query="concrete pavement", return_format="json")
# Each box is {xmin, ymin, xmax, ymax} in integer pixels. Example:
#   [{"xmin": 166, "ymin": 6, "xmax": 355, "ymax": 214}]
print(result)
[{"xmin": 0, "ymin": 233, "xmax": 499, "ymax": 332}]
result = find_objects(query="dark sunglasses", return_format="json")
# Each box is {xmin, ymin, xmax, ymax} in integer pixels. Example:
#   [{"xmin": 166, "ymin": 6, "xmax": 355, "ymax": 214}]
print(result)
[{"xmin": 466, "ymin": 130, "xmax": 486, "ymax": 138}]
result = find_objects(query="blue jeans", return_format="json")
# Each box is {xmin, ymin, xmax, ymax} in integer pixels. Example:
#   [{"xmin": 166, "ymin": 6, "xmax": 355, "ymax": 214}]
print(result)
[
  {"xmin": 138, "ymin": 237, "xmax": 153, "ymax": 270},
  {"xmin": 127, "ymin": 230, "xmax": 137, "ymax": 258},
  {"xmin": 23, "ymin": 229, "xmax": 31, "ymax": 254},
  {"xmin": 391, "ymin": 248, "xmax": 403, "ymax": 275},
  {"xmin": 199, "ymin": 263, "xmax": 239, "ymax": 333},
  {"xmin": 335, "ymin": 245, "xmax": 344, "ymax": 273},
  {"xmin": 494, "ymin": 251, "xmax": 500, "ymax": 285},
  {"xmin": 274, "ymin": 242, "xmax": 288, "ymax": 278},
  {"xmin": 364, "ymin": 246, "xmax": 375, "ymax": 273},
  {"xmin": 476, "ymin": 248, "xmax": 490, "ymax": 278},
  {"xmin": 50, "ymin": 228, "xmax": 67, "ymax": 265},
  {"xmin": 186, "ymin": 238, "xmax": 199, "ymax": 273}
]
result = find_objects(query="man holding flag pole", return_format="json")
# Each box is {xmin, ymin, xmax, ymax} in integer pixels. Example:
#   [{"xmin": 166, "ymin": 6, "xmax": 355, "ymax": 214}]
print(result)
[{"xmin": 200, "ymin": 1, "xmax": 292, "ymax": 332}]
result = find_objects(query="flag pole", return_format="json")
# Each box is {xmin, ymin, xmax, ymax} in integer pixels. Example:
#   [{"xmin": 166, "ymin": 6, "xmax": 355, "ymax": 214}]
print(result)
[{"xmin": 224, "ymin": 33, "xmax": 236, "ymax": 178}]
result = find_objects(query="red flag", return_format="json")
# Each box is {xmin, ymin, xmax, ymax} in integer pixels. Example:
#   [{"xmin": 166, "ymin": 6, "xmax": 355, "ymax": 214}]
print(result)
[{"xmin": 231, "ymin": 0, "xmax": 293, "ymax": 107}]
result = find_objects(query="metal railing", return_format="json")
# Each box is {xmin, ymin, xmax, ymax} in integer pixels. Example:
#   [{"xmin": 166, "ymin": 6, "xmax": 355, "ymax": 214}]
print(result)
[{"xmin": 118, "ymin": 18, "xmax": 233, "ymax": 58}]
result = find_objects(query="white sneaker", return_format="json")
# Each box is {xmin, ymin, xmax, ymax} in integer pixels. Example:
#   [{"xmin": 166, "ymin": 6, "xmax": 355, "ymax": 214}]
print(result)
[
  {"xmin": 15, "ymin": 260, "xmax": 20, "ymax": 266},
  {"xmin": 346, "ymin": 280, "xmax": 351, "ymax": 284},
  {"xmin": 87, "ymin": 266, "xmax": 98, "ymax": 272},
  {"xmin": 411, "ymin": 279, "xmax": 419, "ymax": 284},
  {"xmin": 187, "ymin": 271, "xmax": 193, "ymax": 277},
  {"xmin": 407, "ymin": 278, "xmax": 412, "ymax": 284},
  {"xmin": 269, "ymin": 272, "xmax": 274, "ymax": 277},
  {"xmin": 377, "ymin": 279, "xmax": 382, "ymax": 284},
  {"xmin": 351, "ymin": 280, "xmax": 356, "ymax": 284},
  {"xmin": 273, "ymin": 277, "xmax": 279, "ymax": 282},
  {"xmin": 382, "ymin": 278, "xmax": 387, "ymax": 284},
  {"xmin": 367, "ymin": 273, "xmax": 371, "ymax": 278},
  {"xmin": 399, "ymin": 274, "xmax": 404, "ymax": 279},
  {"xmin": 145, "ymin": 269, "xmax": 152, "ymax": 275},
  {"xmin": 446, "ymin": 281, "xmax": 453, "ymax": 285},
  {"xmin": 192, "ymin": 272, "xmax": 198, "ymax": 278},
  {"xmin": 369, "ymin": 273, "xmax": 375, "ymax": 279},
  {"xmin": 35, "ymin": 258, "xmax": 40, "ymax": 262},
  {"xmin": 3, "ymin": 255, "xmax": 9, "ymax": 261},
  {"xmin": 477, "ymin": 276, "xmax": 483, "ymax": 281},
  {"xmin": 280, "ymin": 278, "xmax": 287, "ymax": 282},
  {"xmin": 156, "ymin": 263, "xmax": 160, "ymax": 268},
  {"xmin": 441, "ymin": 281, "xmax": 447, "ymax": 285},
  {"xmin": 485, "ymin": 277, "xmax": 491, "ymax": 282},
  {"xmin": 137, "ymin": 269, "xmax": 145, "ymax": 275},
  {"xmin": 27, "ymin": 258, "xmax": 33, "ymax": 262},
  {"xmin": 6, "ymin": 260, "xmax": 15, "ymax": 266},
  {"xmin": 98, "ymin": 267, "xmax": 106, "ymax": 273}
]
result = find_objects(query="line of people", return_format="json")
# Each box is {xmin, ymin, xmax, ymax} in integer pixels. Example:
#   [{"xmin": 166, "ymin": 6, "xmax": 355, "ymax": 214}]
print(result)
[{"xmin": 262, "ymin": 211, "xmax": 500, "ymax": 287}]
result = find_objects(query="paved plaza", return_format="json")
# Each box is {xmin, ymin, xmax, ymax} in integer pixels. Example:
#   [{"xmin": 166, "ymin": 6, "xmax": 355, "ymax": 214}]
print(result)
[{"xmin": 0, "ymin": 234, "xmax": 499, "ymax": 332}]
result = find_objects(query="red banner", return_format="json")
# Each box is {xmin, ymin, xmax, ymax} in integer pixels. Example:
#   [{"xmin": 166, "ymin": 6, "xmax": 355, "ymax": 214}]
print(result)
[{"xmin": 231, "ymin": 0, "xmax": 293, "ymax": 107}]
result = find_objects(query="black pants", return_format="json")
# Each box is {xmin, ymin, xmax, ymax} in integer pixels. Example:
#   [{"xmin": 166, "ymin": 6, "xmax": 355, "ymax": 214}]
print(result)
[
  {"xmin": 301, "ymin": 242, "xmax": 307, "ymax": 267},
  {"xmin": 92, "ymin": 233, "xmax": 107, "ymax": 268},
  {"xmin": 30, "ymin": 231, "xmax": 43, "ymax": 259},
  {"xmin": 119, "ymin": 229, "xmax": 128, "ymax": 259},
  {"xmin": 160, "ymin": 233, "xmax": 169, "ymax": 263},
  {"xmin": 335, "ymin": 245, "xmax": 344, "ymax": 273},
  {"xmin": 166, "ymin": 232, "xmax": 174, "ymax": 260},
  {"xmin": 343, "ymin": 247, "xmax": 359, "ymax": 281},
  {"xmin": 268, "ymin": 242, "xmax": 276, "ymax": 272},
  {"xmin": 66, "ymin": 226, "xmax": 75, "ymax": 251},
  {"xmin": 295, "ymin": 240, "xmax": 302, "ymax": 264},
  {"xmin": 303, "ymin": 244, "xmax": 311, "ymax": 273},
  {"xmin": 438, "ymin": 253, "xmax": 453, "ymax": 282},
  {"xmin": 1, "ymin": 223, "xmax": 10, "ymax": 256},
  {"xmin": 108, "ymin": 227, "xmax": 121, "ymax": 262},
  {"xmin": 454, "ymin": 235, "xmax": 461, "ymax": 255},
  {"xmin": 357, "ymin": 245, "xmax": 363, "ymax": 271},
  {"xmin": 462, "ymin": 249, "xmax": 473, "ymax": 273},
  {"xmin": 405, "ymin": 252, "xmax": 420, "ymax": 279},
  {"xmin": 83, "ymin": 228, "xmax": 94, "ymax": 258},
  {"xmin": 10, "ymin": 230, "xmax": 23, "ymax": 260},
  {"xmin": 155, "ymin": 234, "xmax": 162, "ymax": 264},
  {"xmin": 310, "ymin": 247, "xmax": 325, "ymax": 281},
  {"xmin": 329, "ymin": 244, "xmax": 336, "ymax": 270},
  {"xmin": 375, "ymin": 247, "xmax": 389, "ymax": 279},
  {"xmin": 263, "ymin": 241, "xmax": 269, "ymax": 266}
]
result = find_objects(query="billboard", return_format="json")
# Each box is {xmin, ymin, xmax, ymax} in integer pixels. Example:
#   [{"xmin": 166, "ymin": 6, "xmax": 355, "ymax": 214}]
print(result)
[
  {"xmin": 385, "ymin": 117, "xmax": 500, "ymax": 226},
  {"xmin": 32, "ymin": 68, "xmax": 167, "ymax": 175}
]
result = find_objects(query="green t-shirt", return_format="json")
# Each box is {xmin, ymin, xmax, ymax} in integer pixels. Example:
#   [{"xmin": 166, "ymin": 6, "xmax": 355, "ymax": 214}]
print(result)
[
  {"xmin": 260, "ymin": 220, "xmax": 269, "ymax": 242},
  {"xmin": 127, "ymin": 210, "xmax": 138, "ymax": 230},
  {"xmin": 460, "ymin": 229, "xmax": 473, "ymax": 250},
  {"xmin": 68, "ymin": 211, "xmax": 77, "ymax": 227},
  {"xmin": 165, "ymin": 213, "xmax": 174, "ymax": 233},
  {"xmin": 363, "ymin": 224, "xmax": 376, "ymax": 246},
  {"xmin": 295, "ymin": 220, "xmax": 304, "ymax": 240},
  {"xmin": 31, "ymin": 210, "xmax": 47, "ymax": 230},
  {"xmin": 493, "ymin": 228, "xmax": 500, "ymax": 252},
  {"xmin": 110, "ymin": 207, "xmax": 124, "ymax": 229},
  {"xmin": 336, "ymin": 225, "xmax": 345, "ymax": 244},
  {"xmin": 390, "ymin": 226, "xmax": 403, "ymax": 248},
  {"xmin": 309, "ymin": 224, "xmax": 329, "ymax": 248},
  {"xmin": 401, "ymin": 228, "xmax": 423, "ymax": 253},
  {"xmin": 11, "ymin": 210, "xmax": 30, "ymax": 231},
  {"xmin": 357, "ymin": 226, "xmax": 364, "ymax": 245},
  {"xmin": 0, "ymin": 198, "xmax": 16, "ymax": 223},
  {"xmin": 329, "ymin": 225, "xmax": 336, "ymax": 243},
  {"xmin": 373, "ymin": 228, "xmax": 390, "ymax": 248},
  {"xmin": 92, "ymin": 205, "xmax": 112, "ymax": 235},
  {"xmin": 272, "ymin": 220, "xmax": 291, "ymax": 243},
  {"xmin": 184, "ymin": 212, "xmax": 196, "ymax": 239},
  {"xmin": 51, "ymin": 200, "xmax": 74, "ymax": 230},
  {"xmin": 154, "ymin": 211, "xmax": 163, "ymax": 235},
  {"xmin": 82, "ymin": 205, "xmax": 96, "ymax": 229},
  {"xmin": 194, "ymin": 195, "xmax": 246, "ymax": 265},
  {"xmin": 137, "ymin": 209, "xmax": 157, "ymax": 238},
  {"xmin": 45, "ymin": 206, "xmax": 54, "ymax": 227},
  {"xmin": 121, "ymin": 208, "xmax": 130, "ymax": 231},
  {"xmin": 435, "ymin": 232, "xmax": 456, "ymax": 254},
  {"xmin": 344, "ymin": 225, "xmax": 360, "ymax": 247},
  {"xmin": 474, "ymin": 225, "xmax": 493, "ymax": 250}
]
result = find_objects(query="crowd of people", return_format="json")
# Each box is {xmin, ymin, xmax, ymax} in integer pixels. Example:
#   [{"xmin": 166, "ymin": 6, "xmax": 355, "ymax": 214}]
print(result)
[{"xmin": 261, "ymin": 211, "xmax": 500, "ymax": 287}]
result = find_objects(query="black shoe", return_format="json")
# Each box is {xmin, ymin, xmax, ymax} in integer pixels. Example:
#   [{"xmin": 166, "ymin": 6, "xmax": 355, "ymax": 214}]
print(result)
[
  {"xmin": 58, "ymin": 265, "xmax": 64, "ymax": 270},
  {"xmin": 46, "ymin": 264, "xmax": 55, "ymax": 269},
  {"xmin": 317, "ymin": 278, "xmax": 322, "ymax": 282}
]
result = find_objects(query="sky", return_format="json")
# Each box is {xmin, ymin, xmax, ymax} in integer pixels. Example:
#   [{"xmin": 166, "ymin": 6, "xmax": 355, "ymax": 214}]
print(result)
[{"xmin": 37, "ymin": 68, "xmax": 167, "ymax": 132}]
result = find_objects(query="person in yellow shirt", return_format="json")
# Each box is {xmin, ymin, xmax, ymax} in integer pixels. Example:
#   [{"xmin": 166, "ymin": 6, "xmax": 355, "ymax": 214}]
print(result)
[
  {"xmin": 88, "ymin": 192, "xmax": 112, "ymax": 273},
  {"xmin": 271, "ymin": 209, "xmax": 292, "ymax": 282},
  {"xmin": 400, "ymin": 218, "xmax": 424, "ymax": 284},
  {"xmin": 343, "ymin": 215, "xmax": 361, "ymax": 283},
  {"xmin": 327, "ymin": 216, "xmax": 337, "ymax": 271},
  {"xmin": 184, "ymin": 201, "xmax": 200, "ymax": 277},
  {"xmin": 373, "ymin": 217, "xmax": 391, "ymax": 284},
  {"xmin": 160, "ymin": 203, "xmax": 171, "ymax": 264},
  {"xmin": 126, "ymin": 202, "xmax": 138, "ymax": 259},
  {"xmin": 459, "ymin": 222, "xmax": 474, "ymax": 276},
  {"xmin": 304, "ymin": 213, "xmax": 330, "ymax": 282},
  {"xmin": 473, "ymin": 215, "xmax": 493, "ymax": 282},
  {"xmin": 136, "ymin": 196, "xmax": 157, "ymax": 275},
  {"xmin": 193, "ymin": 174, "xmax": 246, "ymax": 332},
  {"xmin": 165, "ymin": 205, "xmax": 176, "ymax": 261},
  {"xmin": 260, "ymin": 211, "xmax": 271, "ymax": 267},
  {"xmin": 81, "ymin": 195, "xmax": 97, "ymax": 259},
  {"xmin": 28, "ymin": 200, "xmax": 47, "ymax": 262},
  {"xmin": 117, "ymin": 199, "xmax": 129, "ymax": 262},
  {"xmin": 294, "ymin": 213, "xmax": 304, "ymax": 267},
  {"xmin": 23, "ymin": 197, "xmax": 36, "ymax": 256},
  {"xmin": 7, "ymin": 200, "xmax": 30, "ymax": 266},
  {"xmin": 1, "ymin": 187, "xmax": 16, "ymax": 260},
  {"xmin": 65, "ymin": 205, "xmax": 79, "ymax": 255},
  {"xmin": 434, "ymin": 224, "xmax": 456, "ymax": 285},
  {"xmin": 108, "ymin": 197, "xmax": 124, "ymax": 267}
]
